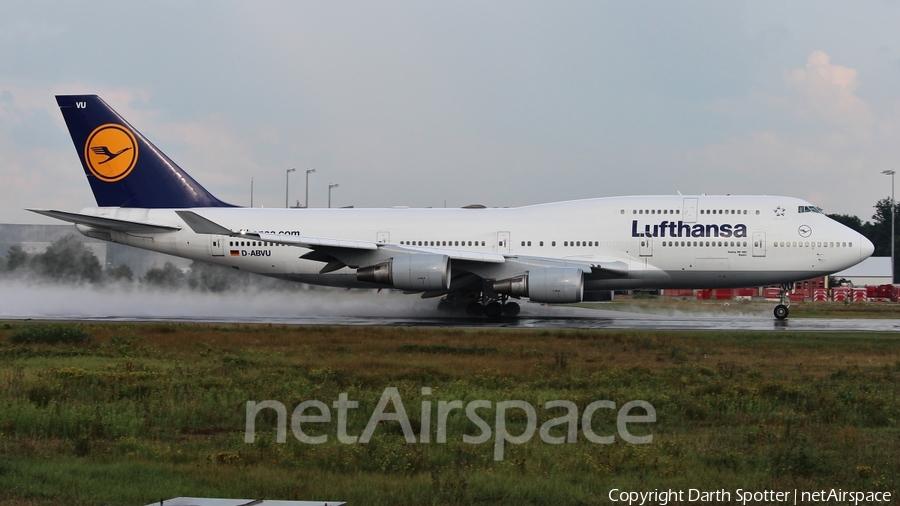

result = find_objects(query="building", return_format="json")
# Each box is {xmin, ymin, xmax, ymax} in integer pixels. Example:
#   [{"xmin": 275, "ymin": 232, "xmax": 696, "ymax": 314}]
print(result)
[{"xmin": 830, "ymin": 257, "xmax": 893, "ymax": 287}]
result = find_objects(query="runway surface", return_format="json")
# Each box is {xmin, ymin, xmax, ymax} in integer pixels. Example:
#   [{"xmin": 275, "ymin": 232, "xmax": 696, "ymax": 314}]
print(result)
[{"xmin": 9, "ymin": 304, "xmax": 900, "ymax": 332}]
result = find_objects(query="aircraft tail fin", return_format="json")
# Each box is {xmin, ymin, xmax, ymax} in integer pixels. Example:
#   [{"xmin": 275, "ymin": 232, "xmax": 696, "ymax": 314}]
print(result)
[{"xmin": 55, "ymin": 95, "xmax": 234, "ymax": 208}]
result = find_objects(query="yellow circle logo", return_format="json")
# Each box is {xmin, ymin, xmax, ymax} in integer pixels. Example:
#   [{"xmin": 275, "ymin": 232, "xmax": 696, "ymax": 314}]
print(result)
[{"xmin": 84, "ymin": 124, "xmax": 138, "ymax": 182}]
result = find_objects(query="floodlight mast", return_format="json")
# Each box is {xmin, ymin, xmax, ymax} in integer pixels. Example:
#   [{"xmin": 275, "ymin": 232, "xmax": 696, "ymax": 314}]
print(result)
[
  {"xmin": 883, "ymin": 169, "xmax": 896, "ymax": 283},
  {"xmin": 285, "ymin": 168, "xmax": 297, "ymax": 208},
  {"xmin": 328, "ymin": 183, "xmax": 339, "ymax": 208},
  {"xmin": 305, "ymin": 168, "xmax": 316, "ymax": 208}
]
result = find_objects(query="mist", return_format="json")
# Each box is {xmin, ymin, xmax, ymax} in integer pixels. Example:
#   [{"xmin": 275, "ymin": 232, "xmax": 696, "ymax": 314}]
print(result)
[
  {"xmin": 0, "ymin": 280, "xmax": 444, "ymax": 321},
  {"xmin": 0, "ymin": 235, "xmax": 448, "ymax": 321}
]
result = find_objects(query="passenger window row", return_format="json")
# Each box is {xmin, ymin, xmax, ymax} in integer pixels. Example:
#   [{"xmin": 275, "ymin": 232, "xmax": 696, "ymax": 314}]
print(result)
[
  {"xmin": 774, "ymin": 241, "xmax": 851, "ymax": 248},
  {"xmin": 660, "ymin": 241, "xmax": 748, "ymax": 248},
  {"xmin": 700, "ymin": 209, "xmax": 749, "ymax": 215},
  {"xmin": 230, "ymin": 241, "xmax": 277, "ymax": 247},
  {"xmin": 399, "ymin": 240, "xmax": 606, "ymax": 248},
  {"xmin": 633, "ymin": 209, "xmax": 681, "ymax": 215},
  {"xmin": 400, "ymin": 240, "xmax": 486, "ymax": 247},
  {"xmin": 630, "ymin": 209, "xmax": 762, "ymax": 216}
]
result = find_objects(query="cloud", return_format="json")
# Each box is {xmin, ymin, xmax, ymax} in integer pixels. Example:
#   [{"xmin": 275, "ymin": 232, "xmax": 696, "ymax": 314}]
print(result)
[
  {"xmin": 675, "ymin": 51, "xmax": 900, "ymax": 217},
  {"xmin": 784, "ymin": 50, "xmax": 873, "ymax": 132}
]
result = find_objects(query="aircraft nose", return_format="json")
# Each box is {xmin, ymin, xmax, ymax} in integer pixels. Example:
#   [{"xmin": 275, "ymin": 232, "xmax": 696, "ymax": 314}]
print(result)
[{"xmin": 860, "ymin": 234, "xmax": 875, "ymax": 261}]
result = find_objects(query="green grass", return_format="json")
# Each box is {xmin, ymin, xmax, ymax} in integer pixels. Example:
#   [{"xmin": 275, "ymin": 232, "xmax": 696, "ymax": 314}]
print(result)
[{"xmin": 0, "ymin": 322, "xmax": 898, "ymax": 505}]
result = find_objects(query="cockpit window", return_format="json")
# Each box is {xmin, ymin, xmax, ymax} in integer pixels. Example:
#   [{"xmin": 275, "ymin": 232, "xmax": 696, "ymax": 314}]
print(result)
[{"xmin": 798, "ymin": 205, "xmax": 823, "ymax": 214}]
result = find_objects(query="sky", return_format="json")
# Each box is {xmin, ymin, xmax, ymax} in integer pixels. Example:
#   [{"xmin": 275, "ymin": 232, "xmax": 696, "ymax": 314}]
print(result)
[{"xmin": 2, "ymin": 1, "xmax": 900, "ymax": 224}]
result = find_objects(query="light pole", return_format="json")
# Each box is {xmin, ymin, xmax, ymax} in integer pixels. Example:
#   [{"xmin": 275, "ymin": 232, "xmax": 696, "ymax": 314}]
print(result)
[
  {"xmin": 328, "ymin": 183, "xmax": 339, "ymax": 208},
  {"xmin": 285, "ymin": 168, "xmax": 296, "ymax": 208},
  {"xmin": 250, "ymin": 177, "xmax": 254, "ymax": 207},
  {"xmin": 883, "ymin": 169, "xmax": 896, "ymax": 283},
  {"xmin": 305, "ymin": 168, "xmax": 316, "ymax": 208}
]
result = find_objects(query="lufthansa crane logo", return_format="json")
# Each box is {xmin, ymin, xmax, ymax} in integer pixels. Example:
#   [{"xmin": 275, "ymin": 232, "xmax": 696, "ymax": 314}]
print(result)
[
  {"xmin": 84, "ymin": 124, "xmax": 138, "ymax": 182},
  {"xmin": 798, "ymin": 225, "xmax": 812, "ymax": 238}
]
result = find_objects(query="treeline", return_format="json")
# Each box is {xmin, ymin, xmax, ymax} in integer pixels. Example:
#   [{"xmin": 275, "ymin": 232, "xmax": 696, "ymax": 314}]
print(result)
[
  {"xmin": 828, "ymin": 197, "xmax": 899, "ymax": 280},
  {"xmin": 0, "ymin": 235, "xmax": 306, "ymax": 293}
]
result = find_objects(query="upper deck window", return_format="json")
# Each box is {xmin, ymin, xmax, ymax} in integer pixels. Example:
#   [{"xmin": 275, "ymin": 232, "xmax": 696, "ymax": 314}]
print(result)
[{"xmin": 798, "ymin": 206, "xmax": 823, "ymax": 214}]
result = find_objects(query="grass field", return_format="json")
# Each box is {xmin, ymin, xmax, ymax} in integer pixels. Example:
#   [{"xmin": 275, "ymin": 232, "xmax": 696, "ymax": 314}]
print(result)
[{"xmin": 0, "ymin": 322, "xmax": 899, "ymax": 505}]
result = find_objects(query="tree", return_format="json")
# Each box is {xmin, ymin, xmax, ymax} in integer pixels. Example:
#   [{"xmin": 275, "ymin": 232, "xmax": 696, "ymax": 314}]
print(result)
[
  {"xmin": 142, "ymin": 262, "xmax": 186, "ymax": 289},
  {"xmin": 5, "ymin": 244, "xmax": 30, "ymax": 272},
  {"xmin": 105, "ymin": 264, "xmax": 134, "ymax": 283},
  {"xmin": 863, "ymin": 198, "xmax": 900, "ymax": 281},
  {"xmin": 868, "ymin": 198, "xmax": 899, "ymax": 258},
  {"xmin": 30, "ymin": 236, "xmax": 102, "ymax": 283},
  {"xmin": 186, "ymin": 260, "xmax": 239, "ymax": 292},
  {"xmin": 829, "ymin": 197, "xmax": 900, "ymax": 281}
]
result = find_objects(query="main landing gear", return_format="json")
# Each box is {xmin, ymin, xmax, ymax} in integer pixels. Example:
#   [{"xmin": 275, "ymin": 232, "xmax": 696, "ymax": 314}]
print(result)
[
  {"xmin": 774, "ymin": 283, "xmax": 791, "ymax": 320},
  {"xmin": 465, "ymin": 294, "xmax": 520, "ymax": 318}
]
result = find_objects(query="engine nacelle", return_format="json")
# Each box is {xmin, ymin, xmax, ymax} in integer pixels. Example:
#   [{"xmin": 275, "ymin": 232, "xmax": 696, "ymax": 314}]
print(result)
[
  {"xmin": 493, "ymin": 267, "xmax": 584, "ymax": 303},
  {"xmin": 357, "ymin": 254, "xmax": 450, "ymax": 291}
]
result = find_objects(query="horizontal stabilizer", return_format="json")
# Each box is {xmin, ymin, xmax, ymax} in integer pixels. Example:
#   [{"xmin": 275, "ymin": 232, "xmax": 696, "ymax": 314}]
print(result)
[
  {"xmin": 175, "ymin": 210, "xmax": 234, "ymax": 235},
  {"xmin": 27, "ymin": 209, "xmax": 181, "ymax": 233}
]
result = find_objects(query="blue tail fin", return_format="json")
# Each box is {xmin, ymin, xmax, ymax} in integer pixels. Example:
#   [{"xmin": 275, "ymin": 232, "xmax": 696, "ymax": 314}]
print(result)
[{"xmin": 56, "ymin": 95, "xmax": 234, "ymax": 208}]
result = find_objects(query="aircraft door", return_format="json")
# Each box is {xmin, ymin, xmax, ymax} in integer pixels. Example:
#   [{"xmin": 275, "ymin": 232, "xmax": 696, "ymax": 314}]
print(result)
[
  {"xmin": 497, "ymin": 231, "xmax": 511, "ymax": 254},
  {"xmin": 683, "ymin": 198, "xmax": 698, "ymax": 223},
  {"xmin": 210, "ymin": 235, "xmax": 225, "ymax": 257},
  {"xmin": 640, "ymin": 236, "xmax": 653, "ymax": 257},
  {"xmin": 376, "ymin": 231, "xmax": 390, "ymax": 244},
  {"xmin": 753, "ymin": 232, "xmax": 766, "ymax": 257}
]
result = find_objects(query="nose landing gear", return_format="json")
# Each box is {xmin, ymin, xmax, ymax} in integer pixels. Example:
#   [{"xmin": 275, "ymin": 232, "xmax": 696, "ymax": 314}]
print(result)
[{"xmin": 774, "ymin": 283, "xmax": 791, "ymax": 320}]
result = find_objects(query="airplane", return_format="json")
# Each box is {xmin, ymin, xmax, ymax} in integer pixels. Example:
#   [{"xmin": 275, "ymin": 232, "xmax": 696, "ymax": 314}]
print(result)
[{"xmin": 31, "ymin": 95, "xmax": 875, "ymax": 320}]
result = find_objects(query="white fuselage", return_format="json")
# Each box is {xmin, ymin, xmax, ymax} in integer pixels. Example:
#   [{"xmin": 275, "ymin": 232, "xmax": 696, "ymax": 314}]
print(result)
[{"xmin": 76, "ymin": 195, "xmax": 873, "ymax": 291}]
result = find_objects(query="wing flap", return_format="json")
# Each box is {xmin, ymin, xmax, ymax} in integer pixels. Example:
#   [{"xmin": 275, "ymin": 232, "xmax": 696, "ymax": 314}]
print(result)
[
  {"xmin": 396, "ymin": 245, "xmax": 505, "ymax": 263},
  {"xmin": 28, "ymin": 209, "xmax": 181, "ymax": 233}
]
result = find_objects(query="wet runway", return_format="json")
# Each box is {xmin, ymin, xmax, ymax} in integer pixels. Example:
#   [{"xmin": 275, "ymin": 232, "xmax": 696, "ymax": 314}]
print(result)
[{"xmin": 12, "ymin": 305, "xmax": 900, "ymax": 332}]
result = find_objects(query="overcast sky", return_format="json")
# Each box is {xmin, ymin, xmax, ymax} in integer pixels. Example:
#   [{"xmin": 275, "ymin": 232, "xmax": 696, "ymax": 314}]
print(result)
[{"xmin": 3, "ymin": 1, "xmax": 900, "ymax": 223}]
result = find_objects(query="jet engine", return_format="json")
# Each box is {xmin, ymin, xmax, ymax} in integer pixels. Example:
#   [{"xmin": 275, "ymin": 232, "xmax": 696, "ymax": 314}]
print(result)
[
  {"xmin": 357, "ymin": 254, "xmax": 450, "ymax": 291},
  {"xmin": 492, "ymin": 267, "xmax": 584, "ymax": 303}
]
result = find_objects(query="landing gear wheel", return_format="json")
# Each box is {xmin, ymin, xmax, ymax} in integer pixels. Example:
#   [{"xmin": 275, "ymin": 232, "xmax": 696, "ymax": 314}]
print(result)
[
  {"xmin": 484, "ymin": 301, "xmax": 504, "ymax": 318},
  {"xmin": 774, "ymin": 304, "xmax": 789, "ymax": 320},
  {"xmin": 466, "ymin": 302, "xmax": 484, "ymax": 316},
  {"xmin": 502, "ymin": 302, "xmax": 520, "ymax": 317}
]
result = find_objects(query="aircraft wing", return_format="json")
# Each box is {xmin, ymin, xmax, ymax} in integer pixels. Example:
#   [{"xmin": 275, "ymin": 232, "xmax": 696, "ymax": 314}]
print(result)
[{"xmin": 27, "ymin": 209, "xmax": 182, "ymax": 233}]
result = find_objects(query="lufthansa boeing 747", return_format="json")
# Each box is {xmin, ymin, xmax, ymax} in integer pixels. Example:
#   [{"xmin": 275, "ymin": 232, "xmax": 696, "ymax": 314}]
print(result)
[{"xmin": 31, "ymin": 95, "xmax": 874, "ymax": 320}]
